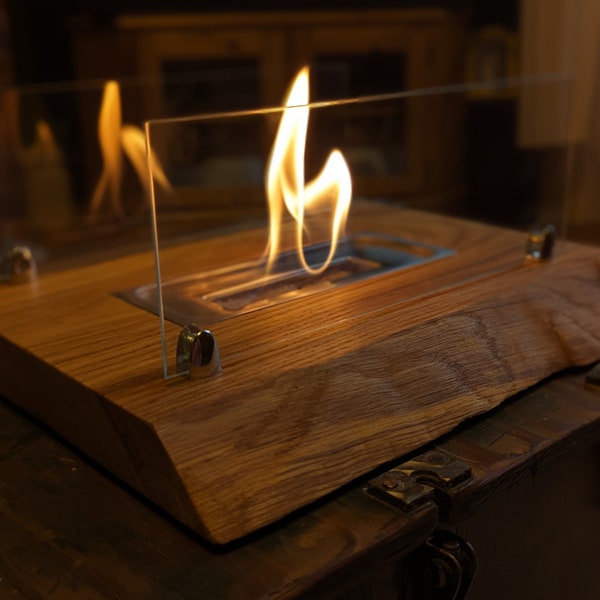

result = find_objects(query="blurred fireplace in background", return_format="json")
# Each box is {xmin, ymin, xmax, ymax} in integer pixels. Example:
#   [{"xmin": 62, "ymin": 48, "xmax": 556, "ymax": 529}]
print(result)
[{"xmin": 1, "ymin": 0, "xmax": 599, "ymax": 259}]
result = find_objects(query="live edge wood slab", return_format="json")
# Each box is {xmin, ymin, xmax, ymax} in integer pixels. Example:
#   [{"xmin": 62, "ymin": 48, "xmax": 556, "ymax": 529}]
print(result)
[{"xmin": 1, "ymin": 202, "xmax": 599, "ymax": 544}]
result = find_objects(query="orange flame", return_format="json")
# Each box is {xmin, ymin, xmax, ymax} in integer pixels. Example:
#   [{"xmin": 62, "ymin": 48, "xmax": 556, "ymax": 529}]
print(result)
[
  {"xmin": 89, "ymin": 81, "xmax": 171, "ymax": 218},
  {"xmin": 265, "ymin": 67, "xmax": 352, "ymax": 274},
  {"xmin": 89, "ymin": 81, "xmax": 123, "ymax": 217}
]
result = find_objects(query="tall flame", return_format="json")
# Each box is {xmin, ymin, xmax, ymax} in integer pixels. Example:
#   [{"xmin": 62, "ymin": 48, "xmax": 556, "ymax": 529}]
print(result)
[{"xmin": 265, "ymin": 67, "xmax": 352, "ymax": 275}]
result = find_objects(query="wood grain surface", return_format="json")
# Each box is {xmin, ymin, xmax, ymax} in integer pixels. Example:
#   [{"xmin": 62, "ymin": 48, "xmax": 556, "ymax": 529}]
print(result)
[
  {"xmin": 1, "ymin": 202, "xmax": 599, "ymax": 543},
  {"xmin": 0, "ymin": 395, "xmax": 438, "ymax": 600}
]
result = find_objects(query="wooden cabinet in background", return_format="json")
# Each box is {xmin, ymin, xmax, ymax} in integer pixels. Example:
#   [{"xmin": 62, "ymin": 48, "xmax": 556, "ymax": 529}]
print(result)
[{"xmin": 70, "ymin": 10, "xmax": 467, "ymax": 212}]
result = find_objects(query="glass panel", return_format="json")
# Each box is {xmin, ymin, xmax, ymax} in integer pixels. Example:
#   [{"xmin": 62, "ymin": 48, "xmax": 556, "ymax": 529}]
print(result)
[
  {"xmin": 0, "ymin": 65, "xmax": 266, "ymax": 271},
  {"xmin": 142, "ymin": 72, "xmax": 571, "ymax": 378},
  {"xmin": 309, "ymin": 54, "xmax": 407, "ymax": 181},
  {"xmin": 0, "ymin": 68, "xmax": 573, "ymax": 381},
  {"xmin": 0, "ymin": 81, "xmax": 158, "ymax": 267}
]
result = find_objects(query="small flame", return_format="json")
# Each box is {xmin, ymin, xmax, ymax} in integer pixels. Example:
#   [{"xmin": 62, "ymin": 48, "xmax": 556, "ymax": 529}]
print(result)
[
  {"xmin": 265, "ymin": 67, "xmax": 352, "ymax": 274},
  {"xmin": 89, "ymin": 81, "xmax": 171, "ymax": 218}
]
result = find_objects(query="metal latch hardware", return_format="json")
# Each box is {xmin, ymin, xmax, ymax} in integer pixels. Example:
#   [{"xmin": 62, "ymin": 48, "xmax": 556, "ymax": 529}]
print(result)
[{"xmin": 366, "ymin": 450, "xmax": 472, "ymax": 513}]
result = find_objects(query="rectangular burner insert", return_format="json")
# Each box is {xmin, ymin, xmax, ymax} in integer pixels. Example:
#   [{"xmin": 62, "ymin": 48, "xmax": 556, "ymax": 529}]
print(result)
[{"xmin": 118, "ymin": 233, "xmax": 453, "ymax": 326}]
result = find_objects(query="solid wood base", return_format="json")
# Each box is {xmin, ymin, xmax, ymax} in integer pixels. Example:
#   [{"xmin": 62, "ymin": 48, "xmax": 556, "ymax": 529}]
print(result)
[{"xmin": 1, "ymin": 203, "xmax": 599, "ymax": 543}]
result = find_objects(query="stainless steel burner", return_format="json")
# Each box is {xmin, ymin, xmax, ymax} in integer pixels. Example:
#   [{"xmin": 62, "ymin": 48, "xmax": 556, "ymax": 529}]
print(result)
[{"xmin": 117, "ymin": 233, "xmax": 453, "ymax": 326}]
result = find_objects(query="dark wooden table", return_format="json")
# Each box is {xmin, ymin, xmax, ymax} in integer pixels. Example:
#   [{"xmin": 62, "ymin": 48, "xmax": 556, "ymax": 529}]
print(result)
[{"xmin": 1, "ymin": 365, "xmax": 599, "ymax": 599}]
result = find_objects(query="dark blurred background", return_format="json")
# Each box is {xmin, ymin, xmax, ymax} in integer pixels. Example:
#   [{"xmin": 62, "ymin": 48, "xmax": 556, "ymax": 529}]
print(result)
[{"xmin": 1, "ymin": 0, "xmax": 598, "ymax": 247}]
